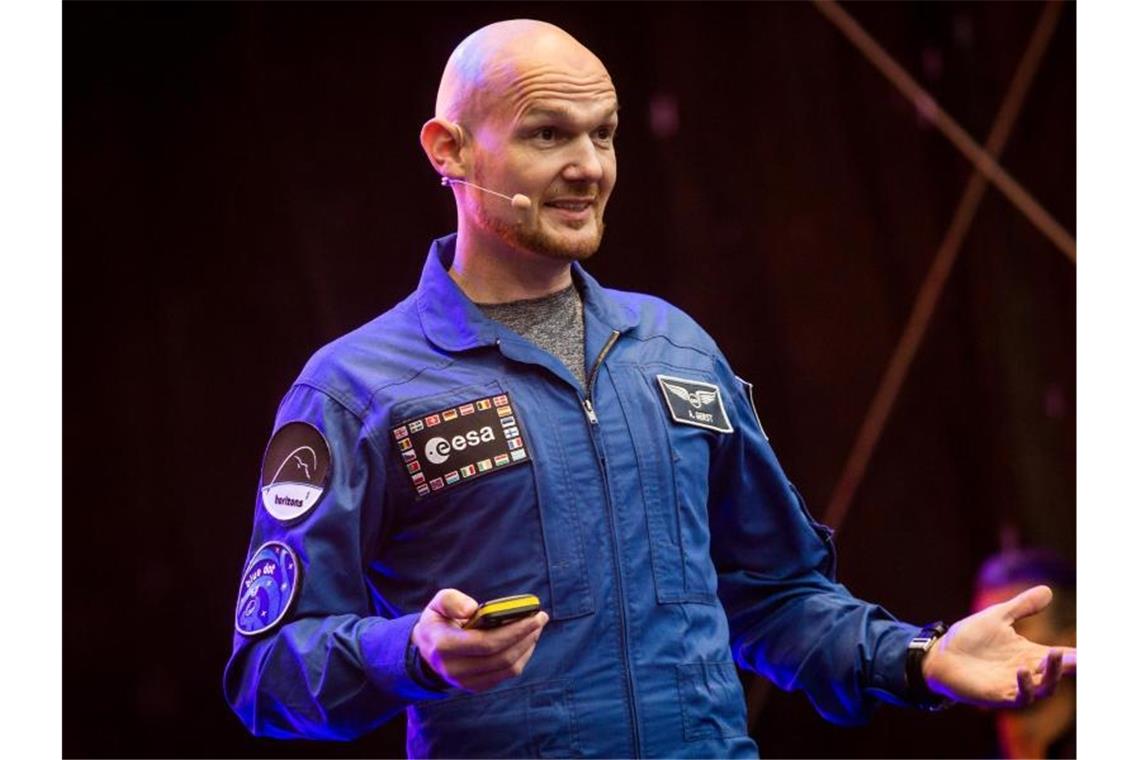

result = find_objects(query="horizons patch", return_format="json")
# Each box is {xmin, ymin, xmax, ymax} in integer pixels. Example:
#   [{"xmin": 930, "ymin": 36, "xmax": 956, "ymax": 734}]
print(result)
[
  {"xmin": 234, "ymin": 541, "xmax": 301, "ymax": 636},
  {"xmin": 260, "ymin": 421, "xmax": 331, "ymax": 522},
  {"xmin": 392, "ymin": 392, "xmax": 529, "ymax": 499},
  {"xmin": 656, "ymin": 374, "xmax": 734, "ymax": 434}
]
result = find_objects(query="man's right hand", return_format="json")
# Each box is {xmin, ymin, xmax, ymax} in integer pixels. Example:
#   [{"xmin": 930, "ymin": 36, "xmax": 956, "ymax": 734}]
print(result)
[{"xmin": 411, "ymin": 588, "xmax": 550, "ymax": 693}]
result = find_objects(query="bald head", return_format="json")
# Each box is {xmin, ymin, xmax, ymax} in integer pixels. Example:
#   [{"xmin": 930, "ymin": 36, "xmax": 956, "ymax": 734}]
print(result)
[
  {"xmin": 422, "ymin": 20, "xmax": 619, "ymax": 267},
  {"xmin": 435, "ymin": 20, "xmax": 613, "ymax": 129}
]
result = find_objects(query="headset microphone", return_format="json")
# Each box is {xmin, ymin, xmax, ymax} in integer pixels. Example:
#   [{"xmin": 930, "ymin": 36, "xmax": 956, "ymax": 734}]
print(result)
[{"xmin": 440, "ymin": 177, "xmax": 532, "ymax": 210}]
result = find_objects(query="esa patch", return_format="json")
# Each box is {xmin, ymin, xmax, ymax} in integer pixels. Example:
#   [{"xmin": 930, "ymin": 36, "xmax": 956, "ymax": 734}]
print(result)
[
  {"xmin": 234, "ymin": 541, "xmax": 301, "ymax": 636},
  {"xmin": 656, "ymin": 374, "xmax": 734, "ymax": 434},
  {"xmin": 392, "ymin": 392, "xmax": 529, "ymax": 498},
  {"xmin": 260, "ymin": 421, "xmax": 331, "ymax": 522}
]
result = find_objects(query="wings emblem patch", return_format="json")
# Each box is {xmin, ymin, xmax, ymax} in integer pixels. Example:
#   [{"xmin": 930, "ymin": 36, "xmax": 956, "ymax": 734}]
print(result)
[{"xmin": 655, "ymin": 374, "xmax": 734, "ymax": 433}]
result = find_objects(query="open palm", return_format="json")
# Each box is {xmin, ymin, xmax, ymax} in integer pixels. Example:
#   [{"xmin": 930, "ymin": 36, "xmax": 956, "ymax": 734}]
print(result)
[{"xmin": 923, "ymin": 585, "xmax": 1076, "ymax": 708}]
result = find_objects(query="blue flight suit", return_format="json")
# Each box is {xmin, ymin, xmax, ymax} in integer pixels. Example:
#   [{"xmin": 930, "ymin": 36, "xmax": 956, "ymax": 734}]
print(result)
[{"xmin": 224, "ymin": 233, "xmax": 922, "ymax": 757}]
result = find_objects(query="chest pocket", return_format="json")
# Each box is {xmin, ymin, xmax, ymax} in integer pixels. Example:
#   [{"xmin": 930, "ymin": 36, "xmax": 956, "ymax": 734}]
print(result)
[
  {"xmin": 382, "ymin": 379, "xmax": 594, "ymax": 621},
  {"xmin": 611, "ymin": 362, "xmax": 725, "ymax": 605}
]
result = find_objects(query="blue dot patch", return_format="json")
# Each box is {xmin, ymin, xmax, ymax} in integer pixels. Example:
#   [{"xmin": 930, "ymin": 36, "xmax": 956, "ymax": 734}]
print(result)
[{"xmin": 234, "ymin": 541, "xmax": 301, "ymax": 636}]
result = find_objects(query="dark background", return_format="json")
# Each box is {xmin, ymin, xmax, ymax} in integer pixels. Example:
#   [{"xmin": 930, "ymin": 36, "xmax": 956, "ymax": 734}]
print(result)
[{"xmin": 65, "ymin": 1, "xmax": 1075, "ymax": 757}]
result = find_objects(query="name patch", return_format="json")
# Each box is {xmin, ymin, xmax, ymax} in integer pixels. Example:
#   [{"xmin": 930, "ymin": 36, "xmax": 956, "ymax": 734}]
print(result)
[
  {"xmin": 234, "ymin": 541, "xmax": 301, "ymax": 636},
  {"xmin": 392, "ymin": 392, "xmax": 529, "ymax": 498},
  {"xmin": 260, "ymin": 421, "xmax": 331, "ymax": 522},
  {"xmin": 656, "ymin": 374, "xmax": 734, "ymax": 434}
]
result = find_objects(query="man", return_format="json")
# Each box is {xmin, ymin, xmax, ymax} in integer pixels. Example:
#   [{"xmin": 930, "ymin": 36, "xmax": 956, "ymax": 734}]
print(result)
[
  {"xmin": 224, "ymin": 19, "xmax": 1076, "ymax": 757},
  {"xmin": 972, "ymin": 548, "xmax": 1077, "ymax": 759}
]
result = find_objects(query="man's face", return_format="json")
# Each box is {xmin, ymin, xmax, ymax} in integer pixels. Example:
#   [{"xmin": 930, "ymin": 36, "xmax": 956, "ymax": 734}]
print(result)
[{"xmin": 463, "ymin": 51, "xmax": 619, "ymax": 261}]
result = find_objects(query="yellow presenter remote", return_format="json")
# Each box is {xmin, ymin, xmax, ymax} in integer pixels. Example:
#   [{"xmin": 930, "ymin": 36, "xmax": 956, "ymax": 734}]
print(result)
[{"xmin": 463, "ymin": 594, "xmax": 542, "ymax": 629}]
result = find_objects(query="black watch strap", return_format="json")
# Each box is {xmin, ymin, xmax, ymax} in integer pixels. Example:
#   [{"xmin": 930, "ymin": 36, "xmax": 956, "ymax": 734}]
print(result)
[
  {"xmin": 406, "ymin": 637, "xmax": 450, "ymax": 692},
  {"xmin": 905, "ymin": 621, "xmax": 952, "ymax": 711}
]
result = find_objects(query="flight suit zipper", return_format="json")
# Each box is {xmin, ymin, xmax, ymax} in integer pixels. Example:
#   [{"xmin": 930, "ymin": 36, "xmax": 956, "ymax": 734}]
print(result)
[
  {"xmin": 580, "ymin": 329, "xmax": 642, "ymax": 756},
  {"xmin": 581, "ymin": 329, "xmax": 619, "ymax": 425}
]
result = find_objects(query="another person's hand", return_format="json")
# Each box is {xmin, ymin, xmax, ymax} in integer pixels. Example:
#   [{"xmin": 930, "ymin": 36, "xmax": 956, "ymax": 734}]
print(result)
[
  {"xmin": 411, "ymin": 588, "xmax": 550, "ymax": 693},
  {"xmin": 922, "ymin": 585, "xmax": 1076, "ymax": 708}
]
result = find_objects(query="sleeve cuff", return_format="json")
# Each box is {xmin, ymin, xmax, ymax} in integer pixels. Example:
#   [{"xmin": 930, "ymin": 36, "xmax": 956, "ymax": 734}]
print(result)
[
  {"xmin": 407, "ymin": 637, "xmax": 451, "ymax": 692},
  {"xmin": 864, "ymin": 622, "xmax": 922, "ymax": 707},
  {"xmin": 358, "ymin": 613, "xmax": 450, "ymax": 703}
]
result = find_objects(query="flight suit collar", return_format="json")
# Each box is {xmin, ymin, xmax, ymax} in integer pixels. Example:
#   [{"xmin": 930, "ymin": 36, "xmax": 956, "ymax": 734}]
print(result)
[{"xmin": 416, "ymin": 233, "xmax": 638, "ymax": 354}]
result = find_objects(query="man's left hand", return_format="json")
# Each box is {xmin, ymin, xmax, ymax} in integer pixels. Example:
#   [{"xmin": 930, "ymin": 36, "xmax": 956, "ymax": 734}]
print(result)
[{"xmin": 921, "ymin": 585, "xmax": 1077, "ymax": 708}]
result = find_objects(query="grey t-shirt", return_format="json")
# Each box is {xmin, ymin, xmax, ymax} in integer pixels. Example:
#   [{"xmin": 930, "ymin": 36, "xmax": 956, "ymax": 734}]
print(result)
[{"xmin": 477, "ymin": 284, "xmax": 586, "ymax": 389}]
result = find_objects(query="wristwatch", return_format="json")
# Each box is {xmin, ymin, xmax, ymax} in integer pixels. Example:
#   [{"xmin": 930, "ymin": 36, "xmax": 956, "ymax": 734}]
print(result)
[
  {"xmin": 406, "ymin": 637, "xmax": 450, "ymax": 692},
  {"xmin": 905, "ymin": 621, "xmax": 952, "ymax": 711}
]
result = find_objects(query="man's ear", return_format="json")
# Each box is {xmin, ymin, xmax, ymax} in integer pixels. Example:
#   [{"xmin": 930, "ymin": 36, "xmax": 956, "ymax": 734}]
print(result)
[{"xmin": 420, "ymin": 118, "xmax": 466, "ymax": 180}]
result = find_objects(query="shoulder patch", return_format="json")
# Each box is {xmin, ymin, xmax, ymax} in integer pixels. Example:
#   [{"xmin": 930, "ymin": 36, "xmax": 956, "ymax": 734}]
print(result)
[
  {"xmin": 392, "ymin": 392, "xmax": 529, "ymax": 499},
  {"xmin": 656, "ymin": 374, "xmax": 734, "ymax": 434},
  {"xmin": 736, "ymin": 375, "xmax": 768, "ymax": 441},
  {"xmin": 260, "ymin": 421, "xmax": 331, "ymax": 522},
  {"xmin": 235, "ymin": 541, "xmax": 301, "ymax": 636}
]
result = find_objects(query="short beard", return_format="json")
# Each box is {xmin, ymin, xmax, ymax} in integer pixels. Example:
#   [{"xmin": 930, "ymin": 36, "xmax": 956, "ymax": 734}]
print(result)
[
  {"xmin": 471, "ymin": 171, "xmax": 604, "ymax": 261},
  {"xmin": 479, "ymin": 205, "xmax": 605, "ymax": 262}
]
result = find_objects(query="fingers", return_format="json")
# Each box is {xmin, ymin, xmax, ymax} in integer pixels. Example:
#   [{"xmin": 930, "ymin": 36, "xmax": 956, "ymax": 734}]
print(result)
[
  {"xmin": 1001, "ymin": 585, "xmax": 1053, "ymax": 624},
  {"xmin": 442, "ymin": 611, "xmax": 548, "ymax": 657},
  {"xmin": 1046, "ymin": 646, "xmax": 1077, "ymax": 675},
  {"xmin": 1013, "ymin": 648, "xmax": 1067, "ymax": 707},
  {"xmin": 418, "ymin": 610, "xmax": 550, "ymax": 692},
  {"xmin": 1035, "ymin": 649, "xmax": 1063, "ymax": 700},
  {"xmin": 449, "ymin": 628, "xmax": 543, "ymax": 687},
  {"xmin": 440, "ymin": 622, "xmax": 545, "ymax": 692},
  {"xmin": 462, "ymin": 641, "xmax": 541, "ymax": 692},
  {"xmin": 446, "ymin": 624, "xmax": 544, "ymax": 677},
  {"xmin": 1015, "ymin": 667, "xmax": 1034, "ymax": 707},
  {"xmin": 428, "ymin": 588, "xmax": 480, "ymax": 623}
]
